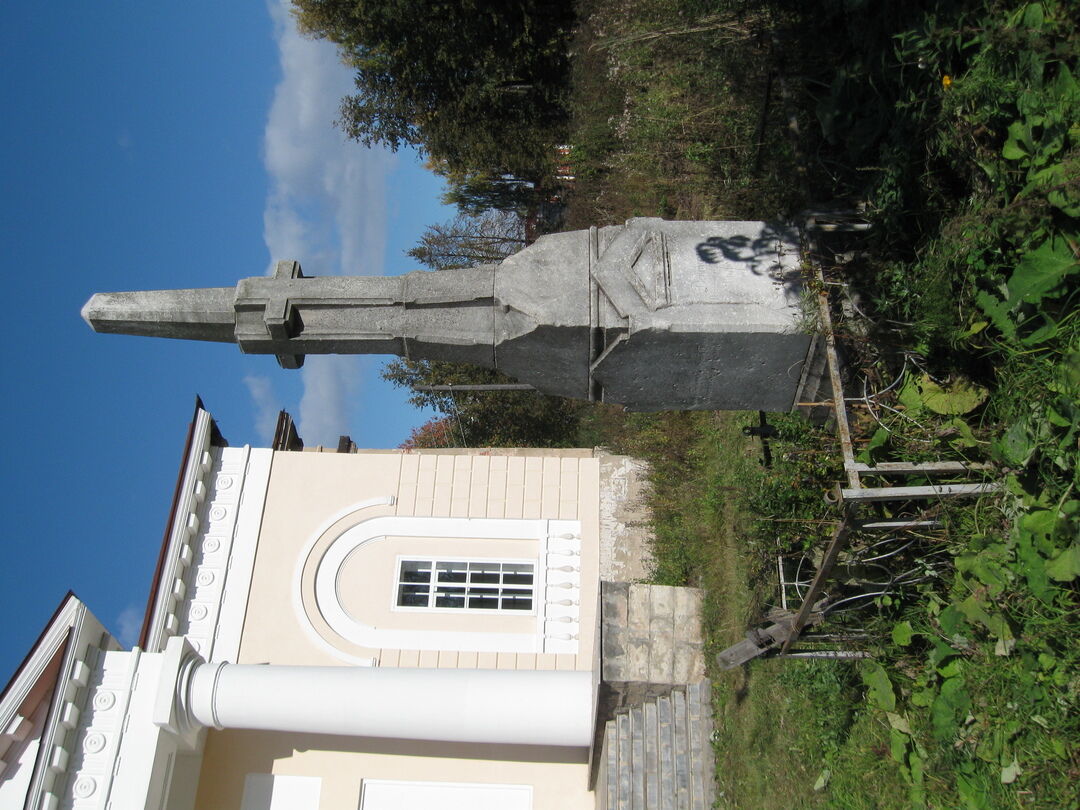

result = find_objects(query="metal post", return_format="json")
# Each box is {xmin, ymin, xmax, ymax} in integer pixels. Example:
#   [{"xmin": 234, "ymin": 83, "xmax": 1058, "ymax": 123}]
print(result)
[
  {"xmin": 415, "ymin": 384, "xmax": 536, "ymax": 392},
  {"xmin": 840, "ymin": 482, "xmax": 1002, "ymax": 502}
]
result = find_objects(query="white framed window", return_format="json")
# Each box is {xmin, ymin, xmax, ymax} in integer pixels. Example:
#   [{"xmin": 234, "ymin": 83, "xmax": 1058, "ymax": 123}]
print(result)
[
  {"xmin": 360, "ymin": 779, "xmax": 532, "ymax": 809},
  {"xmin": 395, "ymin": 558, "xmax": 535, "ymax": 613},
  {"xmin": 240, "ymin": 774, "xmax": 320, "ymax": 810}
]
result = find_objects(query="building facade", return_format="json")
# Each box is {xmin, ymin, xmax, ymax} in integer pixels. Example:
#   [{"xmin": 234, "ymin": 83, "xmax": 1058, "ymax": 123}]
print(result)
[{"xmin": 2, "ymin": 402, "xmax": 708, "ymax": 810}]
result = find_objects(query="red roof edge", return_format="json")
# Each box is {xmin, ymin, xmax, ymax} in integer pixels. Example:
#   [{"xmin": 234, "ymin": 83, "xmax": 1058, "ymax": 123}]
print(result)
[
  {"xmin": 0, "ymin": 591, "xmax": 77, "ymax": 706},
  {"xmin": 21, "ymin": 626, "xmax": 74, "ymax": 810}
]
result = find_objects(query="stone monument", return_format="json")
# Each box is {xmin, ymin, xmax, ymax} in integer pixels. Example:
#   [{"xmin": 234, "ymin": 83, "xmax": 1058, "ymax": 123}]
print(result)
[{"xmin": 83, "ymin": 218, "xmax": 816, "ymax": 411}]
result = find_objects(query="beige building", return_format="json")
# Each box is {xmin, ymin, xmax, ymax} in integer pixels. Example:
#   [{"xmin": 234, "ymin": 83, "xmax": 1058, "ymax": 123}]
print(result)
[{"xmin": 1, "ymin": 402, "xmax": 711, "ymax": 810}]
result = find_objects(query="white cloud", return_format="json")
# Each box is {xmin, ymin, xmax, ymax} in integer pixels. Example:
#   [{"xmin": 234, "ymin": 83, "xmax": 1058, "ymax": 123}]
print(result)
[
  {"xmin": 243, "ymin": 374, "xmax": 281, "ymax": 445},
  {"xmin": 263, "ymin": 0, "xmax": 393, "ymax": 275},
  {"xmin": 261, "ymin": 0, "xmax": 396, "ymax": 441},
  {"xmin": 297, "ymin": 355, "xmax": 363, "ymax": 446},
  {"xmin": 115, "ymin": 604, "xmax": 142, "ymax": 648}
]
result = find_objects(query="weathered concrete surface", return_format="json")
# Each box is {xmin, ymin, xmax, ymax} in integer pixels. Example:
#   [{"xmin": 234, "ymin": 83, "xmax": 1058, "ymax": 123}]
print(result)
[
  {"xmin": 601, "ymin": 582, "xmax": 705, "ymax": 695},
  {"xmin": 596, "ymin": 680, "xmax": 715, "ymax": 810},
  {"xmin": 592, "ymin": 582, "xmax": 709, "ymax": 799},
  {"xmin": 83, "ymin": 218, "xmax": 813, "ymax": 412},
  {"xmin": 597, "ymin": 453, "xmax": 654, "ymax": 582}
]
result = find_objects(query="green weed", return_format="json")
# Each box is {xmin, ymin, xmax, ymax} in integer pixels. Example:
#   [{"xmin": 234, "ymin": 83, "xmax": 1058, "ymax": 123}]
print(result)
[{"xmin": 567, "ymin": 0, "xmax": 1078, "ymax": 805}]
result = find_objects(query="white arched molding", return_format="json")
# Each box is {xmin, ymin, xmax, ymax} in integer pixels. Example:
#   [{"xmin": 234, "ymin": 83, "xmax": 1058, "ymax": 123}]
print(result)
[
  {"xmin": 291, "ymin": 496, "xmax": 397, "ymax": 666},
  {"xmin": 294, "ymin": 508, "xmax": 582, "ymax": 661}
]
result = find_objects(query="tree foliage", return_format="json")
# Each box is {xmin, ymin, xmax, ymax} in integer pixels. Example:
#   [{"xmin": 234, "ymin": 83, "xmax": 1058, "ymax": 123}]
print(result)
[
  {"xmin": 382, "ymin": 358, "xmax": 583, "ymax": 448},
  {"xmin": 407, "ymin": 210, "xmax": 525, "ymax": 270},
  {"xmin": 438, "ymin": 168, "xmax": 541, "ymax": 215},
  {"xmin": 292, "ymin": 0, "xmax": 574, "ymax": 179},
  {"xmin": 399, "ymin": 416, "xmax": 456, "ymax": 449}
]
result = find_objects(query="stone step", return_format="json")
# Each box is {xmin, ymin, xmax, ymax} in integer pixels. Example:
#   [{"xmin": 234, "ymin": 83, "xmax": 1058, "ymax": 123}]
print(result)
[
  {"xmin": 601, "ymin": 719, "xmax": 616, "ymax": 810},
  {"xmin": 602, "ymin": 582, "xmax": 704, "ymax": 689},
  {"xmin": 630, "ymin": 705, "xmax": 645, "ymax": 809},
  {"xmin": 672, "ymin": 687, "xmax": 691, "ymax": 810},
  {"xmin": 657, "ymin": 692, "xmax": 677, "ymax": 810},
  {"xmin": 686, "ymin": 681, "xmax": 715, "ymax": 810},
  {"xmin": 644, "ymin": 699, "xmax": 659, "ymax": 809},
  {"xmin": 602, "ymin": 683, "xmax": 713, "ymax": 810},
  {"xmin": 616, "ymin": 710, "xmax": 632, "ymax": 810}
]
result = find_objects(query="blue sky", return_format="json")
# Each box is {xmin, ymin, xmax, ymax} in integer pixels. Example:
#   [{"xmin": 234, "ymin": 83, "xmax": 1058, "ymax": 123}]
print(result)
[{"xmin": 0, "ymin": 2, "xmax": 450, "ymax": 681}]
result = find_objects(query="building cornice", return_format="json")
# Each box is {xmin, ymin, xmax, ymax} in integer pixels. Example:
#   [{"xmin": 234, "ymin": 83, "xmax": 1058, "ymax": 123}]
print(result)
[
  {"xmin": 142, "ymin": 406, "xmax": 214, "ymax": 653},
  {"xmin": 0, "ymin": 593, "xmax": 78, "ymax": 715}
]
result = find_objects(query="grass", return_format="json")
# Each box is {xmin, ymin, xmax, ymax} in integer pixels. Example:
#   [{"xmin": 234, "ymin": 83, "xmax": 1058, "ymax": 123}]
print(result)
[
  {"xmin": 565, "ymin": 0, "xmax": 803, "ymax": 227},
  {"xmin": 584, "ymin": 408, "xmax": 916, "ymax": 807},
  {"xmin": 587, "ymin": 404, "xmax": 1076, "ymax": 807},
  {"xmin": 566, "ymin": 0, "xmax": 1079, "ymax": 806}
]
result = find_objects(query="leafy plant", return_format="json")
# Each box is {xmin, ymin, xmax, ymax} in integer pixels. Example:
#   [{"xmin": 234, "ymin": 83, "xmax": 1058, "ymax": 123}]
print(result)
[{"xmin": 560, "ymin": 1, "xmax": 1079, "ymax": 806}]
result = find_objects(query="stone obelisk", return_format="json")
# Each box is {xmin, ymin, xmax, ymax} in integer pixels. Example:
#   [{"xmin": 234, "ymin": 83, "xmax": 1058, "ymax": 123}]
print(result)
[{"xmin": 83, "ymin": 218, "xmax": 816, "ymax": 411}]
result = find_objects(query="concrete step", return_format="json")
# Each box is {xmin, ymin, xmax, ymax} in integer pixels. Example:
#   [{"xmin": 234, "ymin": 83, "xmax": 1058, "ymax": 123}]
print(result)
[
  {"xmin": 601, "ymin": 681, "xmax": 714, "ymax": 810},
  {"xmin": 602, "ymin": 582, "xmax": 704, "ymax": 689},
  {"xmin": 616, "ymin": 711, "xmax": 632, "ymax": 810},
  {"xmin": 630, "ymin": 705, "xmax": 645, "ymax": 809},
  {"xmin": 644, "ymin": 699, "xmax": 659, "ymax": 809},
  {"xmin": 600, "ymin": 719, "xmax": 615, "ymax": 810},
  {"xmin": 686, "ymin": 681, "xmax": 715, "ymax": 810},
  {"xmin": 672, "ymin": 687, "xmax": 691, "ymax": 810},
  {"xmin": 657, "ymin": 692, "xmax": 677, "ymax": 810}
]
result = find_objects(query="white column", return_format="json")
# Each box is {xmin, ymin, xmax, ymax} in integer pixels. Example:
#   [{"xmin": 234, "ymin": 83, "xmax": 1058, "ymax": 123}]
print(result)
[{"xmin": 184, "ymin": 662, "xmax": 593, "ymax": 748}]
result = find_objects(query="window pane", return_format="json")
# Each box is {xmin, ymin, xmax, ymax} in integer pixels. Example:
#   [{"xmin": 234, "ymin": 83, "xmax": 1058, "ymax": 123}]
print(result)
[
  {"xmin": 468, "ymin": 591, "xmax": 500, "ymax": 610},
  {"xmin": 468, "ymin": 562, "xmax": 501, "ymax": 584},
  {"xmin": 397, "ymin": 584, "xmax": 429, "ymax": 607},
  {"xmin": 434, "ymin": 589, "xmax": 466, "ymax": 608},
  {"xmin": 435, "ymin": 585, "xmax": 466, "ymax": 596},
  {"xmin": 436, "ymin": 561, "xmax": 467, "ymax": 583},
  {"xmin": 501, "ymin": 589, "xmax": 533, "ymax": 610},
  {"xmin": 400, "ymin": 561, "xmax": 432, "ymax": 584}
]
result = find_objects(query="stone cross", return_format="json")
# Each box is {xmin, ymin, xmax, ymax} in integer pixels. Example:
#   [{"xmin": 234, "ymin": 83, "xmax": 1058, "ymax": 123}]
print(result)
[{"xmin": 82, "ymin": 218, "xmax": 816, "ymax": 411}]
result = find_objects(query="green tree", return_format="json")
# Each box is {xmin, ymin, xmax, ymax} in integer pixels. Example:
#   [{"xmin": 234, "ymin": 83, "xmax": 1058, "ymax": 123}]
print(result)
[
  {"xmin": 292, "ymin": 0, "xmax": 574, "ymax": 178},
  {"xmin": 407, "ymin": 210, "xmax": 525, "ymax": 270},
  {"xmin": 382, "ymin": 358, "xmax": 583, "ymax": 448},
  {"xmin": 439, "ymin": 169, "xmax": 540, "ymax": 216}
]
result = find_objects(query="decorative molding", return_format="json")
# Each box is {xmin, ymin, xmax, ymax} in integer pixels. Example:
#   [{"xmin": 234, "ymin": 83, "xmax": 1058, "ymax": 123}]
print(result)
[
  {"xmin": 143, "ymin": 442, "xmax": 272, "ymax": 665},
  {"xmin": 539, "ymin": 531, "xmax": 582, "ymax": 654},
  {"xmin": 144, "ymin": 410, "xmax": 214, "ymax": 653},
  {"xmin": 297, "ymin": 513, "xmax": 581, "ymax": 658},
  {"xmin": 175, "ymin": 447, "xmax": 250, "ymax": 663},
  {"xmin": 289, "ymin": 497, "xmax": 397, "ymax": 666},
  {"xmin": 54, "ymin": 649, "xmax": 140, "ymax": 810},
  {"xmin": 15, "ymin": 599, "xmax": 111, "ymax": 810},
  {"xmin": 0, "ymin": 597, "xmax": 82, "ymax": 740},
  {"xmin": 211, "ymin": 450, "xmax": 272, "ymax": 663}
]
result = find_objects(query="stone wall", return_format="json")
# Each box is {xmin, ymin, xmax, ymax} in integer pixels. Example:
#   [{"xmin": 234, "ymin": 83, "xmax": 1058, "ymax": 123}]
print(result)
[{"xmin": 597, "ymin": 454, "xmax": 653, "ymax": 582}]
